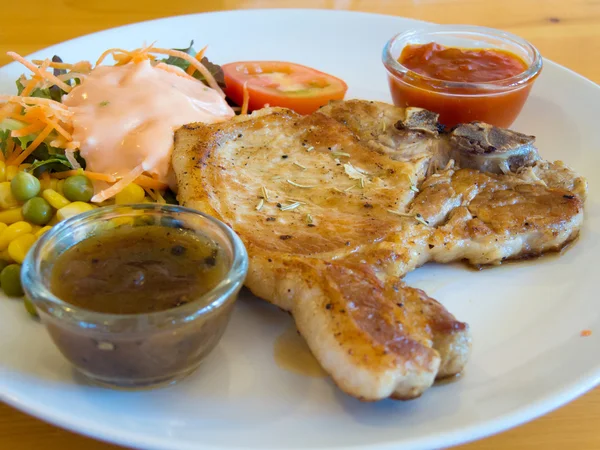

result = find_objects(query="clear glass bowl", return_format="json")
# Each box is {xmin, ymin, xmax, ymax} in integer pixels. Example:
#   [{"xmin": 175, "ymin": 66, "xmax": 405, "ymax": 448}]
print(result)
[
  {"xmin": 22, "ymin": 204, "xmax": 248, "ymax": 389},
  {"xmin": 382, "ymin": 25, "xmax": 543, "ymax": 128}
]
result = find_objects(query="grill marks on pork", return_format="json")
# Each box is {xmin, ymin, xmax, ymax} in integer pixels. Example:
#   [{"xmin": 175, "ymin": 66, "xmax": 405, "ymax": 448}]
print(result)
[{"xmin": 172, "ymin": 101, "xmax": 586, "ymax": 401}]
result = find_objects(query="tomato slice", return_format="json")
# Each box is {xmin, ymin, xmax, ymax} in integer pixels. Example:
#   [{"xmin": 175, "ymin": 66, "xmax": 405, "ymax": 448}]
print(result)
[{"xmin": 222, "ymin": 61, "xmax": 348, "ymax": 115}]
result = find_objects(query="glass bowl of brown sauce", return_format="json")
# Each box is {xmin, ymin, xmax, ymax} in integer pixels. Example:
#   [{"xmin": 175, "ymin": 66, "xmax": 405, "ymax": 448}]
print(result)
[{"xmin": 21, "ymin": 204, "xmax": 248, "ymax": 389}]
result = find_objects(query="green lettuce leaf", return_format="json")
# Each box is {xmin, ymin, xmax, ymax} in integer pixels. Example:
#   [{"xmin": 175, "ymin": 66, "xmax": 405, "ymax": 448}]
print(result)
[
  {"xmin": 16, "ymin": 79, "xmax": 63, "ymax": 103},
  {"xmin": 26, "ymin": 155, "xmax": 72, "ymax": 176},
  {"xmin": 161, "ymin": 41, "xmax": 226, "ymax": 88},
  {"xmin": 161, "ymin": 41, "xmax": 196, "ymax": 71},
  {"xmin": 15, "ymin": 56, "xmax": 68, "ymax": 102},
  {"xmin": 1, "ymin": 117, "xmax": 48, "ymax": 152}
]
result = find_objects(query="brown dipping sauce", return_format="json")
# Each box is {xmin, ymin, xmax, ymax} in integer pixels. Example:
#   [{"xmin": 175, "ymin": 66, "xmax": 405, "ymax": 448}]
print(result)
[
  {"xmin": 50, "ymin": 225, "xmax": 227, "ymax": 314},
  {"xmin": 43, "ymin": 223, "xmax": 236, "ymax": 388}
]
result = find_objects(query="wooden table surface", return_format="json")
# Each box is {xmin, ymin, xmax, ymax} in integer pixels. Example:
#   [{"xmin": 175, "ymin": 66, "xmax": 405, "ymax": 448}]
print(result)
[{"xmin": 1, "ymin": 0, "xmax": 598, "ymax": 449}]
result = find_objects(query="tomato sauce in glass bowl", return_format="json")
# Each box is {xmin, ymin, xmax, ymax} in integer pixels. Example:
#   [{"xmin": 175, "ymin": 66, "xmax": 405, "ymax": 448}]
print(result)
[{"xmin": 382, "ymin": 26, "xmax": 543, "ymax": 128}]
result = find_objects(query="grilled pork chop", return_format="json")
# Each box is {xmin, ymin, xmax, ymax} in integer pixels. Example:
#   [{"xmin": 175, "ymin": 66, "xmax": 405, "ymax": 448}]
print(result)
[{"xmin": 172, "ymin": 102, "xmax": 586, "ymax": 401}]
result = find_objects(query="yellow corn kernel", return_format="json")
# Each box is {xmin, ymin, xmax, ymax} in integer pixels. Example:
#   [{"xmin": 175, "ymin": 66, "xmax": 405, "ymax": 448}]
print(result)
[
  {"xmin": 0, "ymin": 161, "xmax": 6, "ymax": 182},
  {"xmin": 5, "ymin": 165, "xmax": 19, "ymax": 182},
  {"xmin": 50, "ymin": 179, "xmax": 59, "ymax": 191},
  {"xmin": 0, "ymin": 223, "xmax": 7, "ymax": 234},
  {"xmin": 97, "ymin": 199, "xmax": 115, "ymax": 208},
  {"xmin": 0, "ymin": 208, "xmax": 24, "ymax": 225},
  {"xmin": 30, "ymin": 224, "xmax": 41, "ymax": 234},
  {"xmin": 39, "ymin": 173, "xmax": 53, "ymax": 191},
  {"xmin": 107, "ymin": 216, "xmax": 134, "ymax": 229},
  {"xmin": 56, "ymin": 179, "xmax": 65, "ymax": 196},
  {"xmin": 0, "ymin": 249, "xmax": 13, "ymax": 263},
  {"xmin": 8, "ymin": 233, "xmax": 36, "ymax": 264},
  {"xmin": 115, "ymin": 183, "xmax": 146, "ymax": 204},
  {"xmin": 0, "ymin": 221, "xmax": 33, "ymax": 250},
  {"xmin": 48, "ymin": 214, "xmax": 61, "ymax": 226},
  {"xmin": 0, "ymin": 182, "xmax": 19, "ymax": 209},
  {"xmin": 35, "ymin": 226, "xmax": 52, "ymax": 238},
  {"xmin": 57, "ymin": 202, "xmax": 94, "ymax": 221},
  {"xmin": 42, "ymin": 189, "xmax": 70, "ymax": 210}
]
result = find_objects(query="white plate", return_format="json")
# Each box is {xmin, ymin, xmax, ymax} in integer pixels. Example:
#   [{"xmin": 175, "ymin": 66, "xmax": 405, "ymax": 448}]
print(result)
[{"xmin": 1, "ymin": 9, "xmax": 599, "ymax": 450}]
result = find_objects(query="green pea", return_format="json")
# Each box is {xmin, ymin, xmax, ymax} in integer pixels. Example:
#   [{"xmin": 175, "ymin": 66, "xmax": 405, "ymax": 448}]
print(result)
[
  {"xmin": 63, "ymin": 175, "xmax": 94, "ymax": 202},
  {"xmin": 11, "ymin": 171, "xmax": 41, "ymax": 202},
  {"xmin": 24, "ymin": 295, "xmax": 38, "ymax": 318},
  {"xmin": 1, "ymin": 264, "xmax": 23, "ymax": 297},
  {"xmin": 0, "ymin": 260, "xmax": 9, "ymax": 274},
  {"xmin": 22, "ymin": 197, "xmax": 52, "ymax": 225}
]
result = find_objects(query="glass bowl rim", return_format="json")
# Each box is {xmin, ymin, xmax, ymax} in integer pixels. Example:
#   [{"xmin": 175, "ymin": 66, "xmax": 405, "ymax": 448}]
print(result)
[
  {"xmin": 382, "ymin": 24, "xmax": 543, "ymax": 91},
  {"xmin": 21, "ymin": 203, "xmax": 249, "ymax": 328}
]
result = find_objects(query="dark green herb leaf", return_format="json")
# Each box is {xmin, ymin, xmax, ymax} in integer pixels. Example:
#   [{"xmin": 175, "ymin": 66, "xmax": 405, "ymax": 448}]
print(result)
[
  {"xmin": 162, "ymin": 189, "xmax": 178, "ymax": 205},
  {"xmin": 161, "ymin": 41, "xmax": 226, "ymax": 89},
  {"xmin": 0, "ymin": 129, "xmax": 12, "ymax": 157},
  {"xmin": 16, "ymin": 79, "xmax": 63, "ymax": 103},
  {"xmin": 27, "ymin": 156, "xmax": 72, "ymax": 177},
  {"xmin": 24, "ymin": 145, "xmax": 85, "ymax": 176},
  {"xmin": 161, "ymin": 40, "xmax": 196, "ymax": 71},
  {"xmin": 192, "ymin": 56, "xmax": 226, "ymax": 89}
]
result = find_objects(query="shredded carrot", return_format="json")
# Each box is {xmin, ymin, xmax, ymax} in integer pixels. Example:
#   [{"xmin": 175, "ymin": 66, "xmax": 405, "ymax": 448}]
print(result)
[
  {"xmin": 11, "ymin": 124, "xmax": 54, "ymax": 166},
  {"xmin": 10, "ymin": 122, "xmax": 45, "ymax": 138},
  {"xmin": 65, "ymin": 150, "xmax": 81, "ymax": 170},
  {"xmin": 581, "ymin": 329, "xmax": 592, "ymax": 337},
  {"xmin": 113, "ymin": 54, "xmax": 133, "ymax": 66},
  {"xmin": 143, "ymin": 187, "xmax": 158, "ymax": 201},
  {"xmin": 56, "ymin": 72, "xmax": 88, "ymax": 83},
  {"xmin": 135, "ymin": 174, "xmax": 169, "ymax": 190},
  {"xmin": 48, "ymin": 138, "xmax": 68, "ymax": 149},
  {"xmin": 52, "ymin": 169, "xmax": 117, "ymax": 183},
  {"xmin": 154, "ymin": 63, "xmax": 197, "ymax": 81},
  {"xmin": 94, "ymin": 45, "xmax": 223, "ymax": 95},
  {"xmin": 44, "ymin": 117, "xmax": 72, "ymax": 141},
  {"xmin": 7, "ymin": 113, "xmax": 29, "ymax": 123},
  {"xmin": 95, "ymin": 48, "xmax": 142, "ymax": 67},
  {"xmin": 0, "ymin": 95, "xmax": 70, "ymax": 110},
  {"xmin": 20, "ymin": 76, "xmax": 41, "ymax": 97},
  {"xmin": 22, "ymin": 106, "xmax": 50, "ymax": 122},
  {"xmin": 241, "ymin": 81, "xmax": 250, "ymax": 115},
  {"xmin": 186, "ymin": 45, "xmax": 208, "ymax": 76},
  {"xmin": 148, "ymin": 47, "xmax": 223, "ymax": 95},
  {"xmin": 7, "ymin": 52, "xmax": 72, "ymax": 93},
  {"xmin": 91, "ymin": 165, "xmax": 145, "ymax": 203},
  {"xmin": 31, "ymin": 60, "xmax": 74, "ymax": 70}
]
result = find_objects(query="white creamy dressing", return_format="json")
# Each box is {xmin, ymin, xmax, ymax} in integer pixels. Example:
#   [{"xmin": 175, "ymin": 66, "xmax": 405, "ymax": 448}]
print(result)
[{"xmin": 63, "ymin": 60, "xmax": 234, "ymax": 182}]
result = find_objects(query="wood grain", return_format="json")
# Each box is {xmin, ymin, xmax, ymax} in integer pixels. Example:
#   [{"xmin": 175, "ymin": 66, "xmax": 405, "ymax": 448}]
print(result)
[{"xmin": 1, "ymin": 1, "xmax": 599, "ymax": 449}]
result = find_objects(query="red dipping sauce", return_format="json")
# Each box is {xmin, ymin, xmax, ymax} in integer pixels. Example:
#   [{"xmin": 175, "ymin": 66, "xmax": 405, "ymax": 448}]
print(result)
[
  {"xmin": 400, "ymin": 43, "xmax": 527, "ymax": 83},
  {"xmin": 383, "ymin": 35, "xmax": 542, "ymax": 128}
]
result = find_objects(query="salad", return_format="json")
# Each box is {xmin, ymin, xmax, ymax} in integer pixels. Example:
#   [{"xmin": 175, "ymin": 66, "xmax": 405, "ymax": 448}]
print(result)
[{"xmin": 0, "ymin": 42, "xmax": 229, "ymax": 305}]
